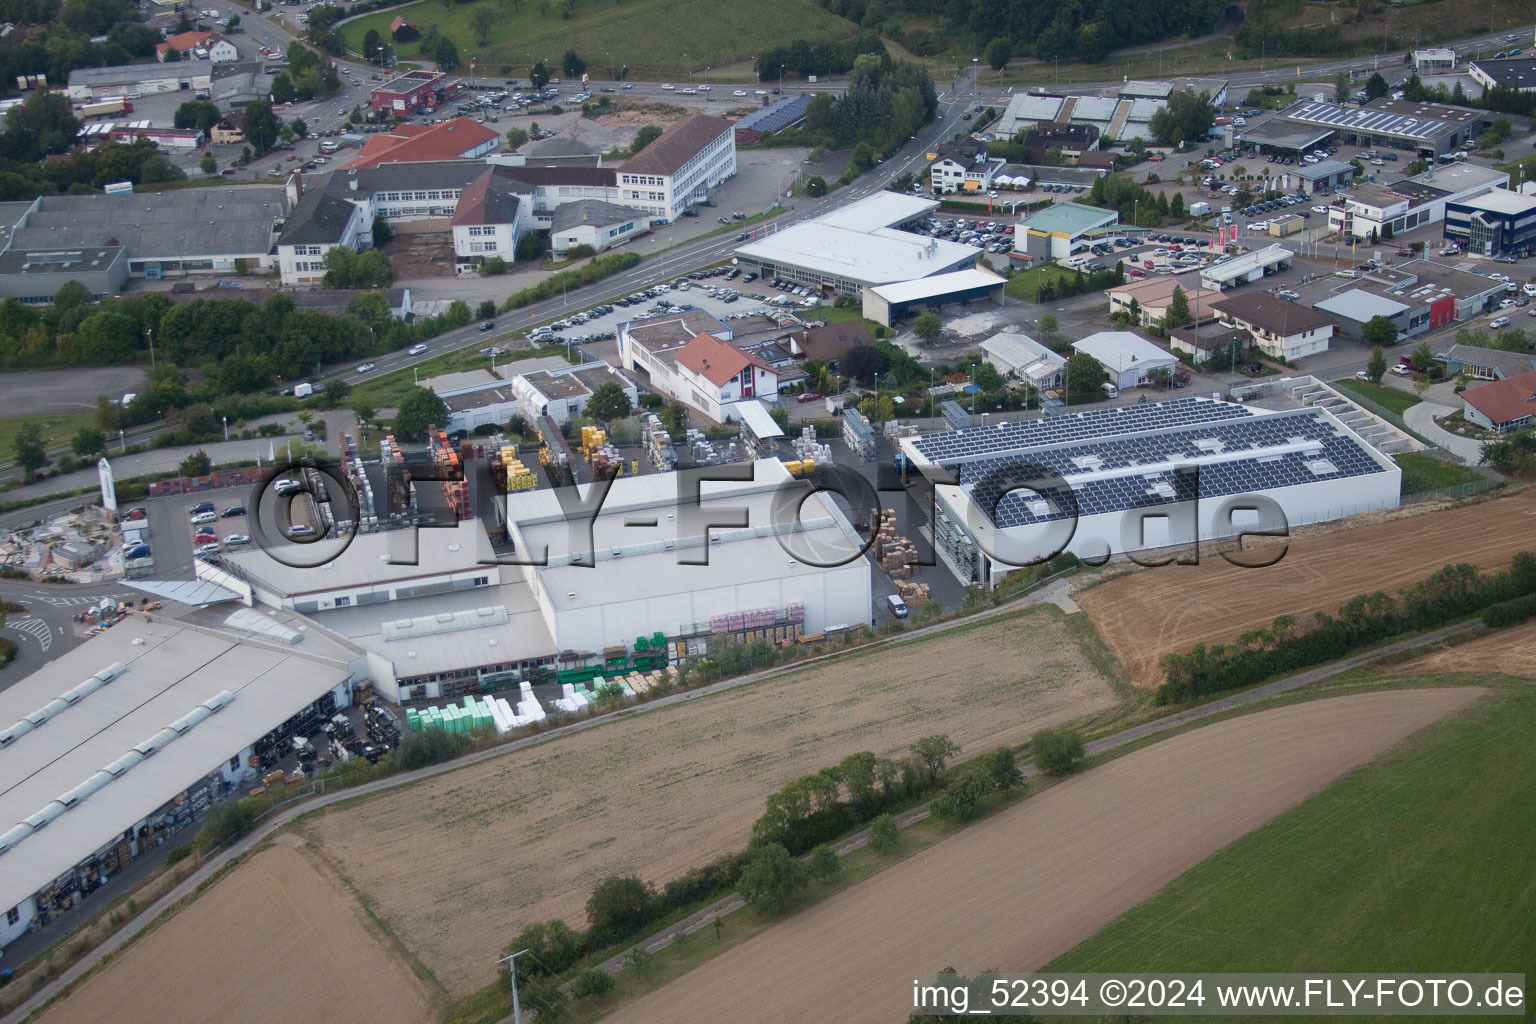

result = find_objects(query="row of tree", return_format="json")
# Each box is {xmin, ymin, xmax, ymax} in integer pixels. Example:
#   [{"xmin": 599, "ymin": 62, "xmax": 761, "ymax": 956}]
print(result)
[
  {"xmin": 799, "ymin": 56, "xmax": 937, "ymax": 156},
  {"xmin": 753, "ymin": 32, "xmax": 887, "ymax": 81},
  {"xmin": 1158, "ymin": 553, "xmax": 1536, "ymax": 703}
]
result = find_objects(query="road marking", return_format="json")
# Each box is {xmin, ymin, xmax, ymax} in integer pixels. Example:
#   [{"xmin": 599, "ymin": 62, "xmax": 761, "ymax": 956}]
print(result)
[{"xmin": 6, "ymin": 617, "xmax": 52, "ymax": 652}]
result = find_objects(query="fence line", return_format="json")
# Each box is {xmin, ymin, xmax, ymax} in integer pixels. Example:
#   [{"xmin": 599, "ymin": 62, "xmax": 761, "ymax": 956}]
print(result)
[{"xmin": 1401, "ymin": 477, "xmax": 1499, "ymax": 505}]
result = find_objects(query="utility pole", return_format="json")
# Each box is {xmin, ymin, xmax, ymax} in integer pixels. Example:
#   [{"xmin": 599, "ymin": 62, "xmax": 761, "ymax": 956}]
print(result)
[
  {"xmin": 145, "ymin": 327, "xmax": 156, "ymax": 370},
  {"xmin": 496, "ymin": 950, "xmax": 530, "ymax": 1024}
]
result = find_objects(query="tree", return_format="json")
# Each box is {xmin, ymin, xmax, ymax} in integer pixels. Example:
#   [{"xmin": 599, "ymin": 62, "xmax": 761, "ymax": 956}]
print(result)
[
  {"xmin": 585, "ymin": 874, "xmax": 655, "ymax": 945},
  {"xmin": 1334, "ymin": 70, "xmax": 1352, "ymax": 103},
  {"xmin": 1065, "ymin": 351, "xmax": 1106, "ymax": 397},
  {"xmin": 476, "ymin": 299, "xmax": 497, "ymax": 321},
  {"xmin": 289, "ymin": 116, "xmax": 308, "ymax": 139},
  {"xmin": 911, "ymin": 734, "xmax": 960, "ymax": 783},
  {"xmin": 805, "ymin": 175, "xmax": 827, "ymax": 197},
  {"xmin": 867, "ymin": 812, "xmax": 900, "ymax": 853},
  {"xmin": 562, "ymin": 49, "xmax": 586, "ymax": 77},
  {"xmin": 505, "ymin": 126, "xmax": 529, "ymax": 149},
  {"xmin": 470, "ymin": 6, "xmax": 495, "ymax": 44},
  {"xmin": 631, "ymin": 124, "xmax": 663, "ymax": 153},
  {"xmin": 529, "ymin": 61, "xmax": 551, "ymax": 89},
  {"xmin": 325, "ymin": 378, "xmax": 351, "ymax": 404},
  {"xmin": 241, "ymin": 100, "xmax": 281, "ymax": 156},
  {"xmin": 1148, "ymin": 88, "xmax": 1216, "ymax": 147},
  {"xmin": 1037, "ymin": 313, "xmax": 1058, "ymax": 341},
  {"xmin": 1367, "ymin": 345, "xmax": 1387, "ymax": 383},
  {"xmin": 95, "ymin": 397, "xmax": 121, "ymax": 434},
  {"xmin": 174, "ymin": 99, "xmax": 222, "ymax": 132},
  {"xmin": 350, "ymin": 398, "xmax": 377, "ymax": 426},
  {"xmin": 912, "ymin": 311, "xmax": 942, "ymax": 344},
  {"xmin": 516, "ymin": 234, "xmax": 543, "ymax": 261},
  {"xmin": 808, "ymin": 843, "xmax": 840, "ymax": 883},
  {"xmin": 1170, "ymin": 192, "xmax": 1185, "ymax": 219},
  {"xmin": 1162, "ymin": 284, "xmax": 1192, "ymax": 331},
  {"xmin": 972, "ymin": 361, "xmax": 1004, "ymax": 392},
  {"xmin": 392, "ymin": 385, "xmax": 448, "ymax": 441},
  {"xmin": 1361, "ymin": 314, "xmax": 1399, "ymax": 348},
  {"xmin": 584, "ymin": 382, "xmax": 633, "ymax": 424},
  {"xmin": 1411, "ymin": 340, "xmax": 1436, "ymax": 372},
  {"xmin": 1365, "ymin": 71, "xmax": 1389, "ymax": 101},
  {"xmin": 737, "ymin": 841, "xmax": 807, "ymax": 914},
  {"xmin": 178, "ymin": 449, "xmax": 212, "ymax": 476},
  {"xmin": 1, "ymin": 89, "xmax": 81, "ymax": 163},
  {"xmin": 71, "ymin": 428, "xmax": 105, "ymax": 457},
  {"xmin": 162, "ymin": 45, "xmax": 181, "ymax": 63},
  {"xmin": 983, "ymin": 37, "xmax": 1013, "ymax": 71},
  {"xmin": 1032, "ymin": 726, "xmax": 1086, "ymax": 775},
  {"xmin": 982, "ymin": 747, "xmax": 1022, "ymax": 792},
  {"xmin": 271, "ymin": 73, "xmax": 297, "ymax": 105},
  {"xmin": 849, "ymin": 141, "xmax": 876, "ymax": 174},
  {"xmin": 13, "ymin": 423, "xmax": 48, "ymax": 480}
]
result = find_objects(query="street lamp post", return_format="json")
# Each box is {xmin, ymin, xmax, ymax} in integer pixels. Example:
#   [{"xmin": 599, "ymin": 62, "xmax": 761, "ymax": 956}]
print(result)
[{"xmin": 145, "ymin": 328, "xmax": 155, "ymax": 370}]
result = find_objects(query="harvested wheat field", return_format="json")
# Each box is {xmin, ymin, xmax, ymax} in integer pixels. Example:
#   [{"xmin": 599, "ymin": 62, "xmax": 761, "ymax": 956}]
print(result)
[
  {"xmin": 1078, "ymin": 494, "xmax": 1536, "ymax": 688},
  {"xmin": 605, "ymin": 686, "xmax": 1482, "ymax": 1024},
  {"xmin": 1394, "ymin": 620, "xmax": 1536, "ymax": 678},
  {"xmin": 305, "ymin": 608, "xmax": 1118, "ymax": 996},
  {"xmin": 37, "ymin": 842, "xmax": 434, "ymax": 1024}
]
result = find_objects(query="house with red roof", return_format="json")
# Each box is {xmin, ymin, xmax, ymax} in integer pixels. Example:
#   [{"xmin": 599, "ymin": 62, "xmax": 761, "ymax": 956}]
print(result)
[
  {"xmin": 672, "ymin": 332, "xmax": 779, "ymax": 422},
  {"xmin": 343, "ymin": 118, "xmax": 500, "ymax": 170},
  {"xmin": 1461, "ymin": 369, "xmax": 1536, "ymax": 433},
  {"xmin": 156, "ymin": 31, "xmax": 237, "ymax": 63}
]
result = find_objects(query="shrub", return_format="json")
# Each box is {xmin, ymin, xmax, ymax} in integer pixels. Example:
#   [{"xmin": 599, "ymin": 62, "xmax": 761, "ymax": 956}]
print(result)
[
  {"xmin": 867, "ymin": 813, "xmax": 900, "ymax": 853},
  {"xmin": 197, "ymin": 800, "xmax": 254, "ymax": 849},
  {"xmin": 1032, "ymin": 727, "xmax": 1087, "ymax": 775},
  {"xmin": 570, "ymin": 966, "xmax": 616, "ymax": 998},
  {"xmin": 737, "ymin": 841, "xmax": 807, "ymax": 914},
  {"xmin": 1484, "ymin": 592, "xmax": 1536, "ymax": 628},
  {"xmin": 585, "ymin": 875, "xmax": 656, "ymax": 947},
  {"xmin": 504, "ymin": 252, "xmax": 642, "ymax": 309},
  {"xmin": 390, "ymin": 727, "xmax": 472, "ymax": 770},
  {"xmin": 163, "ymin": 844, "xmax": 194, "ymax": 866},
  {"xmin": 808, "ymin": 843, "xmax": 841, "ymax": 883}
]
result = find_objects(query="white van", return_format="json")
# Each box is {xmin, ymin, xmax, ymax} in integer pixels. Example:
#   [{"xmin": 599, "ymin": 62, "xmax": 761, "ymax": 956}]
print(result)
[
  {"xmin": 1101, "ymin": 382, "xmax": 1120, "ymax": 399},
  {"xmin": 886, "ymin": 595, "xmax": 908, "ymax": 618}
]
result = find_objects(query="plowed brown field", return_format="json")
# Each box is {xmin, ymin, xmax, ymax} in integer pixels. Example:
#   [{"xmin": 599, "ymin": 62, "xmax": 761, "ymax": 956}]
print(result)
[
  {"xmin": 36, "ymin": 843, "xmax": 435, "ymax": 1024},
  {"xmin": 604, "ymin": 687, "xmax": 1481, "ymax": 1024},
  {"xmin": 306, "ymin": 608, "xmax": 1120, "ymax": 995},
  {"xmin": 1077, "ymin": 496, "xmax": 1536, "ymax": 688}
]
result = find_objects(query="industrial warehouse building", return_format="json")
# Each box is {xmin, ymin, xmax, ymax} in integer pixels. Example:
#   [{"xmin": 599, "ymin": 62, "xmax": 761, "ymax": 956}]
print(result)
[
  {"xmin": 1328, "ymin": 163, "xmax": 1508, "ymax": 241},
  {"xmin": 209, "ymin": 462, "xmax": 871, "ymax": 702},
  {"xmin": 0, "ymin": 621, "xmax": 357, "ymax": 952},
  {"xmin": 860, "ymin": 268, "xmax": 1006, "ymax": 327},
  {"xmin": 1280, "ymin": 98, "xmax": 1489, "ymax": 157},
  {"xmin": 897, "ymin": 396, "xmax": 1401, "ymax": 587},
  {"xmin": 733, "ymin": 191, "xmax": 978, "ymax": 293}
]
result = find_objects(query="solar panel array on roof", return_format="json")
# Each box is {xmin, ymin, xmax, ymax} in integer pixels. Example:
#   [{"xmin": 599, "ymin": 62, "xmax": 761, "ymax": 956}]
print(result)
[
  {"xmin": 1286, "ymin": 101, "xmax": 1451, "ymax": 140},
  {"xmin": 910, "ymin": 397, "xmax": 1251, "ymax": 463},
  {"xmin": 948, "ymin": 408, "xmax": 1385, "ymax": 529}
]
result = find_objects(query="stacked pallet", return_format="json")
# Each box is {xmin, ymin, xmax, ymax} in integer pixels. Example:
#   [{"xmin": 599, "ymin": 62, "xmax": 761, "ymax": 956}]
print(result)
[
  {"xmin": 894, "ymin": 579, "xmax": 930, "ymax": 605},
  {"xmin": 873, "ymin": 508, "xmax": 918, "ymax": 577}
]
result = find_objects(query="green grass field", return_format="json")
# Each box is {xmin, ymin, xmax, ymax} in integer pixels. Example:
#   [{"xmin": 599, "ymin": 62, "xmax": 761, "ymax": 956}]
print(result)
[
  {"xmin": 341, "ymin": 0, "xmax": 858, "ymax": 78},
  {"xmin": 1394, "ymin": 451, "xmax": 1487, "ymax": 494},
  {"xmin": 1050, "ymin": 677, "xmax": 1533, "ymax": 997},
  {"xmin": 1334, "ymin": 377, "xmax": 1421, "ymax": 417},
  {"xmin": 350, "ymin": 343, "xmax": 570, "ymax": 408},
  {"xmin": 1003, "ymin": 265, "xmax": 1084, "ymax": 303},
  {"xmin": 0, "ymin": 412, "xmax": 98, "ymax": 464}
]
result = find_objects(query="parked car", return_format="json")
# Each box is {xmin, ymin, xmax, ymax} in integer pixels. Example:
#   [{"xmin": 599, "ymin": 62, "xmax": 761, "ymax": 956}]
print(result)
[
  {"xmin": 273, "ymin": 478, "xmax": 304, "ymax": 496},
  {"xmin": 194, "ymin": 542, "xmax": 223, "ymax": 557},
  {"xmin": 797, "ymin": 391, "xmax": 823, "ymax": 403},
  {"xmin": 287, "ymin": 524, "xmax": 317, "ymax": 538},
  {"xmin": 189, "ymin": 501, "xmax": 215, "ymax": 515},
  {"xmin": 225, "ymin": 534, "xmax": 251, "ymax": 546},
  {"xmin": 221, "ymin": 504, "xmax": 246, "ymax": 518},
  {"xmin": 190, "ymin": 510, "xmax": 218, "ymax": 524}
]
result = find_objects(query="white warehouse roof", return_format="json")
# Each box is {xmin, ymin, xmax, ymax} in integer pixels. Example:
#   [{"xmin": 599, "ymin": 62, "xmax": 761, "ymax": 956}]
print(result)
[
  {"xmin": 869, "ymin": 268, "xmax": 1006, "ymax": 304},
  {"xmin": 1315, "ymin": 288, "xmax": 1410, "ymax": 321},
  {"xmin": 736, "ymin": 220, "xmax": 979, "ymax": 288},
  {"xmin": 1201, "ymin": 244, "xmax": 1294, "ymax": 285},
  {"xmin": 814, "ymin": 190, "xmax": 937, "ymax": 232},
  {"xmin": 1071, "ymin": 331, "xmax": 1177, "ymax": 373},
  {"xmin": 505, "ymin": 458, "xmax": 865, "ymax": 614},
  {"xmin": 0, "ymin": 624, "xmax": 352, "ymax": 918}
]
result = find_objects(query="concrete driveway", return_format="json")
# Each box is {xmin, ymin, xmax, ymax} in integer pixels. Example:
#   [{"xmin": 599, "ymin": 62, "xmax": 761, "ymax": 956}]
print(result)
[{"xmin": 1401, "ymin": 381, "xmax": 1488, "ymax": 464}]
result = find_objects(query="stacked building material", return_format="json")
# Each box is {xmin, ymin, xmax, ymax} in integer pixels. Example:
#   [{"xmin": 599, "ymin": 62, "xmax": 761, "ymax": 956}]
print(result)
[
  {"xmin": 894, "ymin": 579, "xmax": 930, "ymax": 605},
  {"xmin": 642, "ymin": 413, "xmax": 677, "ymax": 472},
  {"xmin": 381, "ymin": 433, "xmax": 412, "ymax": 514},
  {"xmin": 792, "ymin": 424, "xmax": 833, "ymax": 466},
  {"xmin": 489, "ymin": 444, "xmax": 537, "ymax": 492},
  {"xmin": 428, "ymin": 424, "xmax": 470, "ymax": 520},
  {"xmin": 873, "ymin": 508, "xmax": 918, "ymax": 578}
]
